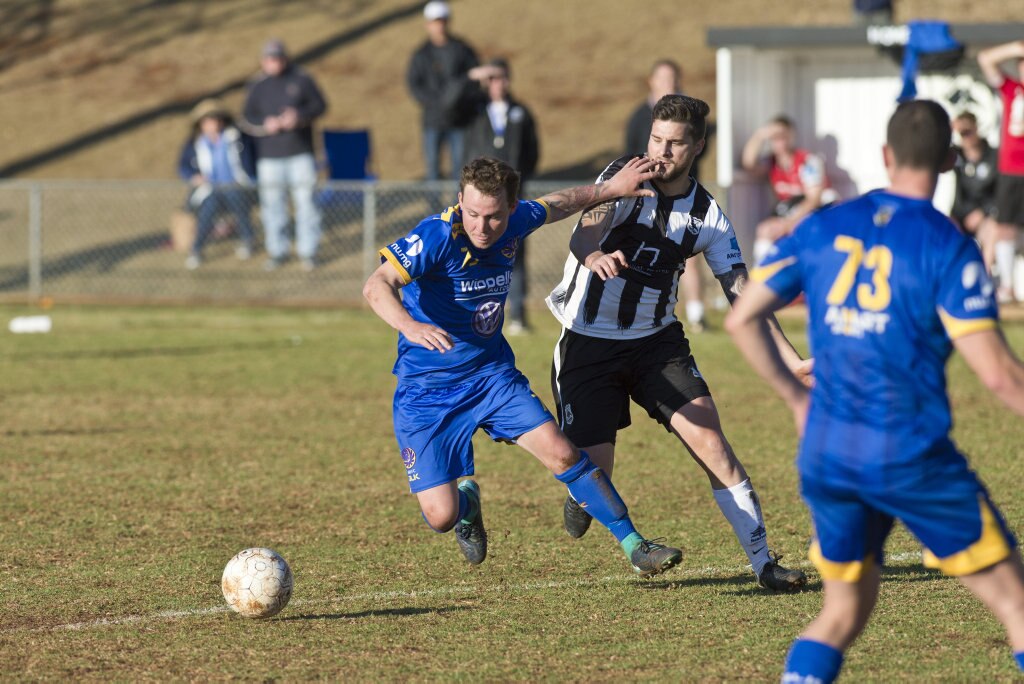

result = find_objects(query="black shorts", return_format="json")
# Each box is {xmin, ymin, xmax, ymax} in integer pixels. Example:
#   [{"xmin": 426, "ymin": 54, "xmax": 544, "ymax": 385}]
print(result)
[
  {"xmin": 550, "ymin": 322, "xmax": 711, "ymax": 447},
  {"xmin": 995, "ymin": 173, "xmax": 1024, "ymax": 227}
]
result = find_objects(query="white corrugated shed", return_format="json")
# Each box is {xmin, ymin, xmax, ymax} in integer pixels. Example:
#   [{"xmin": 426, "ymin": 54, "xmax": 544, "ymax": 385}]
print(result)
[{"xmin": 708, "ymin": 23, "xmax": 1022, "ymax": 257}]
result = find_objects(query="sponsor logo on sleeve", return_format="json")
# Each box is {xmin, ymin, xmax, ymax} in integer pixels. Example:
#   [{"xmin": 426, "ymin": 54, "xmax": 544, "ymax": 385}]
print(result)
[{"xmin": 405, "ymin": 235, "xmax": 423, "ymax": 257}]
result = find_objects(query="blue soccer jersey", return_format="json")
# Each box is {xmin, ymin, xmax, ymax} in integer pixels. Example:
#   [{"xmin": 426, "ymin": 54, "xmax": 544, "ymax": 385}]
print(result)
[
  {"xmin": 379, "ymin": 199, "xmax": 549, "ymax": 386},
  {"xmin": 753, "ymin": 190, "xmax": 1010, "ymax": 580},
  {"xmin": 753, "ymin": 189, "xmax": 999, "ymax": 471}
]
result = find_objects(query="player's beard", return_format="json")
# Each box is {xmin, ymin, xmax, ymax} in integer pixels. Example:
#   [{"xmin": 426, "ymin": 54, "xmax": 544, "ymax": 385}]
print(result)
[{"xmin": 655, "ymin": 158, "xmax": 689, "ymax": 183}]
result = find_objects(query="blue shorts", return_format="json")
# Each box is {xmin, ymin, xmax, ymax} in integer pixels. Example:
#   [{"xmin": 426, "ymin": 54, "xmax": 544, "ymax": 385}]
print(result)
[
  {"xmin": 801, "ymin": 442, "xmax": 1016, "ymax": 581},
  {"xmin": 393, "ymin": 367, "xmax": 554, "ymax": 493}
]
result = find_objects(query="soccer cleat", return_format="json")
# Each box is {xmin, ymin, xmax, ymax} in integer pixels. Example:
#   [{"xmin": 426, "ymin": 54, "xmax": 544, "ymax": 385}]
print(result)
[
  {"xmin": 184, "ymin": 254, "xmax": 201, "ymax": 270},
  {"xmin": 757, "ymin": 551, "xmax": 808, "ymax": 592},
  {"xmin": 454, "ymin": 479, "xmax": 487, "ymax": 565},
  {"xmin": 630, "ymin": 538, "xmax": 683, "ymax": 578},
  {"xmin": 563, "ymin": 494, "xmax": 593, "ymax": 539}
]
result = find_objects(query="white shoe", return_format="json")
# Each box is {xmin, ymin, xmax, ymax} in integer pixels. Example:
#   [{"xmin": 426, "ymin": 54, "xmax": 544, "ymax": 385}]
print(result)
[
  {"xmin": 235, "ymin": 245, "xmax": 252, "ymax": 261},
  {"xmin": 184, "ymin": 254, "xmax": 201, "ymax": 270},
  {"xmin": 1013, "ymin": 255, "xmax": 1024, "ymax": 302},
  {"xmin": 505, "ymin": 321, "xmax": 527, "ymax": 335}
]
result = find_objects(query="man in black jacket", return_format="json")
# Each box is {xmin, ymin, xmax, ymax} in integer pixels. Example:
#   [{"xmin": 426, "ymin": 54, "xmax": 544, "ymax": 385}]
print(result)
[
  {"xmin": 465, "ymin": 58, "xmax": 540, "ymax": 333},
  {"xmin": 406, "ymin": 1, "xmax": 480, "ymax": 180},
  {"xmin": 243, "ymin": 39, "xmax": 328, "ymax": 271}
]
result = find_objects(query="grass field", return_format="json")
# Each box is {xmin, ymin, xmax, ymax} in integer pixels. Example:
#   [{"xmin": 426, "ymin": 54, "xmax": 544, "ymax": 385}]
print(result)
[{"xmin": 1, "ymin": 303, "xmax": 1022, "ymax": 680}]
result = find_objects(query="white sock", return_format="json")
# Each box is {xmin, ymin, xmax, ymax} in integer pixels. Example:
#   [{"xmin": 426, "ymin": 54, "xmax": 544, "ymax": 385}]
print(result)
[
  {"xmin": 753, "ymin": 239, "xmax": 773, "ymax": 267},
  {"xmin": 995, "ymin": 240, "xmax": 1015, "ymax": 291},
  {"xmin": 712, "ymin": 479, "xmax": 770, "ymax": 576},
  {"xmin": 686, "ymin": 300, "xmax": 705, "ymax": 325}
]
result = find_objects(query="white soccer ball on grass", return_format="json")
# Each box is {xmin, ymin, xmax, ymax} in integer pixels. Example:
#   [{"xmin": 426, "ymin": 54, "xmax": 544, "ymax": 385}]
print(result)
[{"xmin": 221, "ymin": 547, "xmax": 293, "ymax": 618}]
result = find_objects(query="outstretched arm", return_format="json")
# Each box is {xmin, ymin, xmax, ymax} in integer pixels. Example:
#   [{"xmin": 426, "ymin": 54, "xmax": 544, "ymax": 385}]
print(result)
[
  {"xmin": 538, "ymin": 156, "xmax": 657, "ymax": 223},
  {"xmin": 718, "ymin": 268, "xmax": 812, "ymax": 383},
  {"xmin": 953, "ymin": 328, "xmax": 1024, "ymax": 415},
  {"xmin": 362, "ymin": 261, "xmax": 453, "ymax": 353},
  {"xmin": 978, "ymin": 41, "xmax": 1024, "ymax": 88},
  {"xmin": 724, "ymin": 278, "xmax": 811, "ymax": 435}
]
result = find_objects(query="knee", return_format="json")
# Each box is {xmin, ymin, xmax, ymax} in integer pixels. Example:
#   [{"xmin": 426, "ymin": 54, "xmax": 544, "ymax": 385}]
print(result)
[
  {"xmin": 549, "ymin": 440, "xmax": 580, "ymax": 476},
  {"xmin": 421, "ymin": 504, "xmax": 459, "ymax": 533}
]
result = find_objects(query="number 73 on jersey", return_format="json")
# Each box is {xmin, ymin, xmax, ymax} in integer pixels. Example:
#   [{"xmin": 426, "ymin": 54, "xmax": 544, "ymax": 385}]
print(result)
[{"xmin": 824, "ymin": 235, "xmax": 893, "ymax": 337}]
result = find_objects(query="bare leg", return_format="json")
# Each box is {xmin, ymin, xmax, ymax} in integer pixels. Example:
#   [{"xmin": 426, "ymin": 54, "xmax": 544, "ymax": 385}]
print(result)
[
  {"xmin": 802, "ymin": 565, "xmax": 881, "ymax": 649},
  {"xmin": 668, "ymin": 395, "xmax": 747, "ymax": 489},
  {"xmin": 958, "ymin": 552, "xmax": 1024, "ymax": 652},
  {"xmin": 415, "ymin": 480, "xmax": 461, "ymax": 531}
]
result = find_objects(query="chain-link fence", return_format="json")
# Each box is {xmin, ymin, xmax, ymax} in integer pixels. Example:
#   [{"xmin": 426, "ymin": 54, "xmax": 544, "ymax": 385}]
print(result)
[{"xmin": 0, "ymin": 179, "xmax": 726, "ymax": 307}]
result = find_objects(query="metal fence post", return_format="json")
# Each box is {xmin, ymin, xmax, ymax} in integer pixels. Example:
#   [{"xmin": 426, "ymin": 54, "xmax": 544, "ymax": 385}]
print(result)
[
  {"xmin": 362, "ymin": 181, "xmax": 377, "ymax": 281},
  {"xmin": 28, "ymin": 182, "xmax": 42, "ymax": 301}
]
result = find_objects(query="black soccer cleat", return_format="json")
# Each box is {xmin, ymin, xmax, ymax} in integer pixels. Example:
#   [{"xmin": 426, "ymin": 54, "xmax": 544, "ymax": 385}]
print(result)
[
  {"xmin": 630, "ymin": 538, "xmax": 684, "ymax": 578},
  {"xmin": 757, "ymin": 551, "xmax": 807, "ymax": 592},
  {"xmin": 454, "ymin": 479, "xmax": 487, "ymax": 565},
  {"xmin": 563, "ymin": 495, "xmax": 594, "ymax": 539}
]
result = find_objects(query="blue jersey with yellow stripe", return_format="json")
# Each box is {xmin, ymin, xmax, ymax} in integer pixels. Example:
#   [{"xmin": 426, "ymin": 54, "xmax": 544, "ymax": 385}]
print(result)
[
  {"xmin": 753, "ymin": 189, "xmax": 999, "ymax": 472},
  {"xmin": 380, "ymin": 199, "xmax": 549, "ymax": 387}
]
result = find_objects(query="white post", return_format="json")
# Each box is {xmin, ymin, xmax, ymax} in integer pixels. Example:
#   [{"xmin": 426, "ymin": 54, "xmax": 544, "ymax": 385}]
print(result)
[
  {"xmin": 362, "ymin": 181, "xmax": 378, "ymax": 281},
  {"xmin": 715, "ymin": 47, "xmax": 734, "ymax": 191},
  {"xmin": 28, "ymin": 183, "xmax": 42, "ymax": 301}
]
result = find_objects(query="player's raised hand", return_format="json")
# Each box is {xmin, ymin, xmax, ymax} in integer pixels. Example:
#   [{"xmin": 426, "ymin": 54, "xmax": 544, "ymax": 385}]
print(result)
[
  {"xmin": 602, "ymin": 156, "xmax": 658, "ymax": 199},
  {"xmin": 400, "ymin": 321, "xmax": 454, "ymax": 353},
  {"xmin": 585, "ymin": 250, "xmax": 629, "ymax": 280}
]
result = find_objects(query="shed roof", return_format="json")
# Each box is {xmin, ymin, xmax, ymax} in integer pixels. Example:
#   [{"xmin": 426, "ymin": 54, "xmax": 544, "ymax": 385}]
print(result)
[{"xmin": 707, "ymin": 23, "xmax": 1024, "ymax": 49}]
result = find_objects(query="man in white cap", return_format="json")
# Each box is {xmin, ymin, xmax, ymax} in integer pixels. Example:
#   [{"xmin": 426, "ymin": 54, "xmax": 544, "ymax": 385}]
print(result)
[{"xmin": 406, "ymin": 1, "xmax": 481, "ymax": 180}]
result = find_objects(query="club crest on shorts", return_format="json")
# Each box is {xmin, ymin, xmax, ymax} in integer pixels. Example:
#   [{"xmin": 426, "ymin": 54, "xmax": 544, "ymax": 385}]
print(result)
[
  {"xmin": 401, "ymin": 447, "xmax": 416, "ymax": 469},
  {"xmin": 472, "ymin": 299, "xmax": 503, "ymax": 338},
  {"xmin": 563, "ymin": 403, "xmax": 574, "ymax": 425}
]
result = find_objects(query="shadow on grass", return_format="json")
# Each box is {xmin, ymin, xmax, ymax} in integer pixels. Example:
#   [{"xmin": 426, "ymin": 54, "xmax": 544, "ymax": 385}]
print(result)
[
  {"xmin": 9, "ymin": 339, "xmax": 299, "ymax": 361},
  {"xmin": 2, "ymin": 427, "xmax": 126, "ymax": 437},
  {"xmin": 636, "ymin": 562, "xmax": 945, "ymax": 595},
  {"xmin": 280, "ymin": 605, "xmax": 469, "ymax": 621}
]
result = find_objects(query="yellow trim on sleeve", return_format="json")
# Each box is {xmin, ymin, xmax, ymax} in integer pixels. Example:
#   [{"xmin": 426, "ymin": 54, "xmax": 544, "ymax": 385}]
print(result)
[
  {"xmin": 808, "ymin": 540, "xmax": 874, "ymax": 582},
  {"xmin": 750, "ymin": 256, "xmax": 797, "ymax": 283},
  {"xmin": 921, "ymin": 497, "xmax": 1012, "ymax": 577},
  {"xmin": 937, "ymin": 307, "xmax": 997, "ymax": 340},
  {"xmin": 379, "ymin": 248, "xmax": 413, "ymax": 285},
  {"xmin": 534, "ymin": 199, "xmax": 551, "ymax": 223}
]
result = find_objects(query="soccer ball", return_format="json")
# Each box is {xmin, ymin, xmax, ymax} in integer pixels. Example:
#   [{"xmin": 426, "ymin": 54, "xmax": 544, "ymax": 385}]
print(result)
[{"xmin": 221, "ymin": 547, "xmax": 294, "ymax": 619}]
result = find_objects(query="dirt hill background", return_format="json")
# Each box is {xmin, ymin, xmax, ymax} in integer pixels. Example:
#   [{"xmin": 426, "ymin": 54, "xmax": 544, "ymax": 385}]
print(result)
[{"xmin": 0, "ymin": 0, "xmax": 1017, "ymax": 182}]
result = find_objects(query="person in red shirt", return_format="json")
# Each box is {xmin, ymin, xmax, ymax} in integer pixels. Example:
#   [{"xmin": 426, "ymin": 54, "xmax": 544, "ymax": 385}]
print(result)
[
  {"xmin": 979, "ymin": 41, "xmax": 1024, "ymax": 302},
  {"xmin": 742, "ymin": 115, "xmax": 836, "ymax": 266}
]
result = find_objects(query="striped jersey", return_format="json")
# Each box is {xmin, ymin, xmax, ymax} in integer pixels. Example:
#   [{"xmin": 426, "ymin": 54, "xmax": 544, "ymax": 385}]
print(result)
[{"xmin": 546, "ymin": 155, "xmax": 745, "ymax": 339}]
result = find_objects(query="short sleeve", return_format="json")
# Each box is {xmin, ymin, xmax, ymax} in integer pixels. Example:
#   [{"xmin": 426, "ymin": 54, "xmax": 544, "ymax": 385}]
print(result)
[
  {"xmin": 700, "ymin": 203, "xmax": 746, "ymax": 276},
  {"xmin": 750, "ymin": 230, "xmax": 804, "ymax": 304},
  {"xmin": 511, "ymin": 199, "xmax": 550, "ymax": 238},
  {"xmin": 379, "ymin": 219, "xmax": 449, "ymax": 284},
  {"xmin": 798, "ymin": 153, "xmax": 826, "ymax": 188},
  {"xmin": 936, "ymin": 238, "xmax": 999, "ymax": 340}
]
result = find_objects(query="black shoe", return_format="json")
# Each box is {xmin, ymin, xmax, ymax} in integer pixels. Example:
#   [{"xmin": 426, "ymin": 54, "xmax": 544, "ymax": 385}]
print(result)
[
  {"xmin": 630, "ymin": 538, "xmax": 683, "ymax": 578},
  {"xmin": 563, "ymin": 495, "xmax": 593, "ymax": 539},
  {"xmin": 757, "ymin": 551, "xmax": 807, "ymax": 592},
  {"xmin": 454, "ymin": 480, "xmax": 487, "ymax": 565}
]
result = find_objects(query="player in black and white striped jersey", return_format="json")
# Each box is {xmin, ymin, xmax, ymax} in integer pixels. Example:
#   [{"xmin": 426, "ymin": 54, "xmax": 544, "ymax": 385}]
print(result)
[{"xmin": 545, "ymin": 94, "xmax": 813, "ymax": 591}]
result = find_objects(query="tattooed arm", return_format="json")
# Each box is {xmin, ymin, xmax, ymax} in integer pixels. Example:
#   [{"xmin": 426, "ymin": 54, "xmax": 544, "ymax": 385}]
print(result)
[
  {"xmin": 718, "ymin": 267, "xmax": 812, "ymax": 383},
  {"xmin": 538, "ymin": 156, "xmax": 657, "ymax": 223},
  {"xmin": 570, "ymin": 201, "xmax": 628, "ymax": 280}
]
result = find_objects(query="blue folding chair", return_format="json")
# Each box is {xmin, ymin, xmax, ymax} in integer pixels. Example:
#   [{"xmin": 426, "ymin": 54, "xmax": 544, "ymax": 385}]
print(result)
[{"xmin": 318, "ymin": 129, "xmax": 374, "ymax": 211}]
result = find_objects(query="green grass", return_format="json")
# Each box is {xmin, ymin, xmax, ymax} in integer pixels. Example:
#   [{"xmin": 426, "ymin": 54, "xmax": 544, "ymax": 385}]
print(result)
[{"xmin": 0, "ymin": 303, "xmax": 1022, "ymax": 680}]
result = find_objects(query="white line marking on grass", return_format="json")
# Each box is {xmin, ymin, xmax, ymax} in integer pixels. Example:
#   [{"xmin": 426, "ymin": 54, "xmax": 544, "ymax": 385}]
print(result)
[{"xmin": 34, "ymin": 551, "xmax": 929, "ymax": 633}]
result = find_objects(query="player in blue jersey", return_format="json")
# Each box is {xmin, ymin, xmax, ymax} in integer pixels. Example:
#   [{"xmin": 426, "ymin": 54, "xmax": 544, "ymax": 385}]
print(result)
[
  {"xmin": 725, "ymin": 100, "xmax": 1024, "ymax": 682},
  {"xmin": 363, "ymin": 156, "xmax": 685, "ymax": 576}
]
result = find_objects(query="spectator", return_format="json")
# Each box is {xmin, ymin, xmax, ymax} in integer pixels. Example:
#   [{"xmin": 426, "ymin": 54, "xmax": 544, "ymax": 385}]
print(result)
[
  {"xmin": 177, "ymin": 99, "xmax": 257, "ymax": 270},
  {"xmin": 465, "ymin": 58, "xmax": 540, "ymax": 334},
  {"xmin": 742, "ymin": 115, "xmax": 836, "ymax": 265},
  {"xmin": 852, "ymin": 0, "xmax": 893, "ymax": 26},
  {"xmin": 406, "ymin": 1, "xmax": 480, "ymax": 180},
  {"xmin": 624, "ymin": 58, "xmax": 711, "ymax": 332},
  {"xmin": 951, "ymin": 111, "xmax": 1000, "ymax": 272},
  {"xmin": 242, "ymin": 39, "xmax": 327, "ymax": 272},
  {"xmin": 978, "ymin": 40, "xmax": 1024, "ymax": 302}
]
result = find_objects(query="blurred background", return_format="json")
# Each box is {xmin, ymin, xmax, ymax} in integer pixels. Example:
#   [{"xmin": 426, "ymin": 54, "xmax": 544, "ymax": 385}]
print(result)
[{"xmin": 0, "ymin": 0, "xmax": 1020, "ymax": 305}]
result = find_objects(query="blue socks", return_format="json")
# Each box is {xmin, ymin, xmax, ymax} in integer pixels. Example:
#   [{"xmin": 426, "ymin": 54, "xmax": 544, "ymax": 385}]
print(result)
[
  {"xmin": 783, "ymin": 639, "xmax": 844, "ymax": 684},
  {"xmin": 1015, "ymin": 651, "xmax": 1024, "ymax": 671},
  {"xmin": 555, "ymin": 451, "xmax": 639, "ymax": 551}
]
